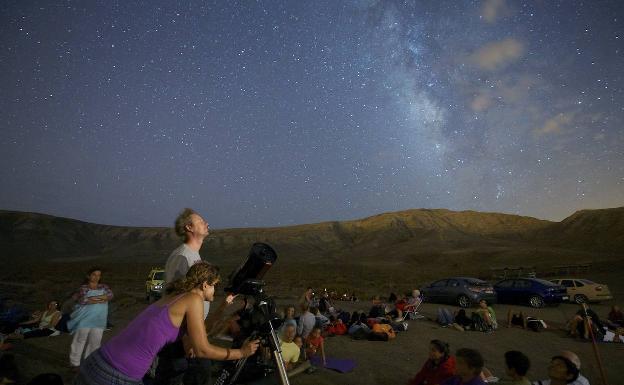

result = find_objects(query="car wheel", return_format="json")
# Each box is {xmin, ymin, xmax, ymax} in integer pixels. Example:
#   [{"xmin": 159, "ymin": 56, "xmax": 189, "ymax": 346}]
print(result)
[
  {"xmin": 529, "ymin": 295, "xmax": 544, "ymax": 308},
  {"xmin": 457, "ymin": 295, "xmax": 470, "ymax": 308},
  {"xmin": 574, "ymin": 294, "xmax": 589, "ymax": 304}
]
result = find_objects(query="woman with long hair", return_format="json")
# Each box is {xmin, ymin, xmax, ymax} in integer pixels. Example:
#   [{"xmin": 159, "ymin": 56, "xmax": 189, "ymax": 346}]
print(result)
[{"xmin": 74, "ymin": 262, "xmax": 259, "ymax": 385}]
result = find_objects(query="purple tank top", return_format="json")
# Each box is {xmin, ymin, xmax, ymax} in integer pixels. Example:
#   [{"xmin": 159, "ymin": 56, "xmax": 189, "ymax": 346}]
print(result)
[{"xmin": 100, "ymin": 295, "xmax": 184, "ymax": 379}]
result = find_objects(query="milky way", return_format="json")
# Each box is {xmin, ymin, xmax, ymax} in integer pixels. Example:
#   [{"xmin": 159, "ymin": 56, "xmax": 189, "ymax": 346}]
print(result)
[{"xmin": 1, "ymin": 0, "xmax": 622, "ymax": 227}]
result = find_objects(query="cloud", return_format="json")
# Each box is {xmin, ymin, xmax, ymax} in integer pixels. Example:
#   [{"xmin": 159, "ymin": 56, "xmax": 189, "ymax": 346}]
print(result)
[
  {"xmin": 482, "ymin": 0, "xmax": 510, "ymax": 23},
  {"xmin": 471, "ymin": 38, "xmax": 525, "ymax": 71},
  {"xmin": 535, "ymin": 113, "xmax": 574, "ymax": 136}
]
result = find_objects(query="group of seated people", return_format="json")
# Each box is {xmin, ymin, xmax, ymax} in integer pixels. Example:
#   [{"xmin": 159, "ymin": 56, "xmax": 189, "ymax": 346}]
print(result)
[
  {"xmin": 407, "ymin": 339, "xmax": 590, "ymax": 385},
  {"xmin": 436, "ymin": 299, "xmax": 500, "ymax": 332}
]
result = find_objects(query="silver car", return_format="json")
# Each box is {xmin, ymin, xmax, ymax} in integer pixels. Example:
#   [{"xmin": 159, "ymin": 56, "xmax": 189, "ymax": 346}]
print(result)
[{"xmin": 421, "ymin": 277, "xmax": 497, "ymax": 308}]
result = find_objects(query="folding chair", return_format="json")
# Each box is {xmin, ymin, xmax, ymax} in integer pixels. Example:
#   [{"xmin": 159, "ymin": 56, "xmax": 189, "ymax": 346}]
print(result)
[{"xmin": 399, "ymin": 297, "xmax": 425, "ymax": 321}]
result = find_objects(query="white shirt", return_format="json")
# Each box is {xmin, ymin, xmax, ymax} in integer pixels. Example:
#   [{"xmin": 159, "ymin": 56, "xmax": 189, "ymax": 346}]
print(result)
[{"xmin": 165, "ymin": 243, "xmax": 210, "ymax": 317}]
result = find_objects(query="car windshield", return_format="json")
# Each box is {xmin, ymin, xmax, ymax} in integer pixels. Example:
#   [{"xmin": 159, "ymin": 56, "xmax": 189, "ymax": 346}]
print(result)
[
  {"xmin": 464, "ymin": 278, "xmax": 488, "ymax": 286},
  {"xmin": 579, "ymin": 279, "xmax": 595, "ymax": 284},
  {"xmin": 154, "ymin": 271, "xmax": 165, "ymax": 280},
  {"xmin": 534, "ymin": 278, "xmax": 557, "ymax": 286}
]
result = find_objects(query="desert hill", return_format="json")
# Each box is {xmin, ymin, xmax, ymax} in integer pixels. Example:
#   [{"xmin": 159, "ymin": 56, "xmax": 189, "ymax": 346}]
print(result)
[{"xmin": 1, "ymin": 207, "xmax": 623, "ymax": 269}]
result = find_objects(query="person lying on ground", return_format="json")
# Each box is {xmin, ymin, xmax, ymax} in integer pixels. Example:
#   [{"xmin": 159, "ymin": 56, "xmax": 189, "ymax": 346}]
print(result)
[
  {"xmin": 498, "ymin": 350, "xmax": 531, "ymax": 385},
  {"xmin": 441, "ymin": 348, "xmax": 486, "ymax": 385},
  {"xmin": 407, "ymin": 339, "xmax": 456, "ymax": 385},
  {"xmin": 507, "ymin": 309, "xmax": 548, "ymax": 332},
  {"xmin": 6, "ymin": 301, "xmax": 61, "ymax": 340},
  {"xmin": 73, "ymin": 262, "xmax": 259, "ymax": 385}
]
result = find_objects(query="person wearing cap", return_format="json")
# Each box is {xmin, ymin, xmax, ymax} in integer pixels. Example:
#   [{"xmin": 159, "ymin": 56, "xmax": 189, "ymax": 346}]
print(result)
[{"xmin": 532, "ymin": 350, "xmax": 590, "ymax": 385}]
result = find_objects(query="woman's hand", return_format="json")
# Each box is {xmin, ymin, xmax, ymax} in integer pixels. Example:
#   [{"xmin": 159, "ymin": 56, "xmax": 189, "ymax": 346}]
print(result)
[
  {"xmin": 225, "ymin": 294, "xmax": 238, "ymax": 305},
  {"xmin": 240, "ymin": 339, "xmax": 260, "ymax": 358}
]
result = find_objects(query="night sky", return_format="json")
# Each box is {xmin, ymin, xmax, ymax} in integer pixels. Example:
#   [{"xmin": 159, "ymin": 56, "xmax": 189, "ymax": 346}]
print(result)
[{"xmin": 1, "ymin": 0, "xmax": 623, "ymax": 228}]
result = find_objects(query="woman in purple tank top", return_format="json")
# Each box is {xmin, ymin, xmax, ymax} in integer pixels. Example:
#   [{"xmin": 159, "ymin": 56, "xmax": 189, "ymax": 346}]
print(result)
[{"xmin": 74, "ymin": 262, "xmax": 260, "ymax": 385}]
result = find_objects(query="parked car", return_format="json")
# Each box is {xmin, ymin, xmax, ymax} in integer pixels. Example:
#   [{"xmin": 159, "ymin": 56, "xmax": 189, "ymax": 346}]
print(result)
[
  {"xmin": 420, "ymin": 277, "xmax": 497, "ymax": 308},
  {"xmin": 494, "ymin": 278, "xmax": 568, "ymax": 308},
  {"xmin": 145, "ymin": 268, "xmax": 165, "ymax": 302},
  {"xmin": 550, "ymin": 278, "xmax": 613, "ymax": 304}
]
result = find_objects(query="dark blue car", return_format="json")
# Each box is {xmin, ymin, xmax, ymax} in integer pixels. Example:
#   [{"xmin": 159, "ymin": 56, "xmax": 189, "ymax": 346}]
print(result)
[{"xmin": 494, "ymin": 278, "xmax": 569, "ymax": 308}]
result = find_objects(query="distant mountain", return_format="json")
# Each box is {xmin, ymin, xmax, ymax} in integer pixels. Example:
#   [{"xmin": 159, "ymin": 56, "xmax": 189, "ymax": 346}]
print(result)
[{"xmin": 0, "ymin": 207, "xmax": 622, "ymax": 268}]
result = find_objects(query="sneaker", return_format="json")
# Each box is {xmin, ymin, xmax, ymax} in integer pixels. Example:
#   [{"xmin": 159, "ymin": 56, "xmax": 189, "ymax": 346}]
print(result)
[{"xmin": 49, "ymin": 330, "xmax": 61, "ymax": 337}]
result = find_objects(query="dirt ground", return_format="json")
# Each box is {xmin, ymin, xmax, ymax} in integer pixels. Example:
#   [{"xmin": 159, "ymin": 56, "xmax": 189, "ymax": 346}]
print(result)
[
  {"xmin": 5, "ymin": 294, "xmax": 623, "ymax": 385},
  {"xmin": 2, "ymin": 260, "xmax": 623, "ymax": 385}
]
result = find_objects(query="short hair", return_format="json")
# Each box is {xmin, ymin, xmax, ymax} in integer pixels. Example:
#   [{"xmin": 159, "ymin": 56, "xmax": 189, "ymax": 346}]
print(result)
[
  {"xmin": 504, "ymin": 350, "xmax": 530, "ymax": 376},
  {"xmin": 430, "ymin": 339, "xmax": 450, "ymax": 358},
  {"xmin": 174, "ymin": 208, "xmax": 198, "ymax": 239},
  {"xmin": 456, "ymin": 348, "xmax": 484, "ymax": 375}
]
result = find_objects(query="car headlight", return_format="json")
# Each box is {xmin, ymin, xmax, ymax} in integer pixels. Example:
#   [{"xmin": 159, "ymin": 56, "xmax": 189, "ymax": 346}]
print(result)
[{"xmin": 154, "ymin": 283, "xmax": 162, "ymax": 290}]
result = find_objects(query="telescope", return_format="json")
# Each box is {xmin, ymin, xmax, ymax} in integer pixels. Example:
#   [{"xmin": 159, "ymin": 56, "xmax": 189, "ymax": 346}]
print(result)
[
  {"xmin": 225, "ymin": 242, "xmax": 277, "ymax": 296},
  {"xmin": 216, "ymin": 243, "xmax": 289, "ymax": 385}
]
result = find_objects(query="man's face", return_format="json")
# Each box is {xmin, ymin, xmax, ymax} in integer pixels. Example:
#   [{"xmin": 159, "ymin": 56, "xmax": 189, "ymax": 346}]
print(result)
[
  {"xmin": 188, "ymin": 214, "xmax": 209, "ymax": 238},
  {"xmin": 548, "ymin": 358, "xmax": 573, "ymax": 381},
  {"xmin": 284, "ymin": 325, "xmax": 296, "ymax": 342}
]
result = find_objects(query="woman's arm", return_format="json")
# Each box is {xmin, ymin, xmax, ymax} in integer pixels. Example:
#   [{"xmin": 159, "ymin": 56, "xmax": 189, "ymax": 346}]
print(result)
[{"xmin": 184, "ymin": 294, "xmax": 259, "ymax": 360}]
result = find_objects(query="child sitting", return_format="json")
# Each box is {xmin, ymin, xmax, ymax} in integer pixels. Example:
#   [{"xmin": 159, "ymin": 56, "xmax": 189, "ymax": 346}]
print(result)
[{"xmin": 305, "ymin": 326, "xmax": 326, "ymax": 366}]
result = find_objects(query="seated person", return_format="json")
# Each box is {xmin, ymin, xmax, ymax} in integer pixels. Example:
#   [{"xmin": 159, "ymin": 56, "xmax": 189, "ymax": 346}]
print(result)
[
  {"xmin": 348, "ymin": 312, "xmax": 371, "ymax": 336},
  {"xmin": 454, "ymin": 309, "xmax": 473, "ymax": 331},
  {"xmin": 568, "ymin": 304, "xmax": 604, "ymax": 339},
  {"xmin": 498, "ymin": 350, "xmax": 531, "ymax": 385},
  {"xmin": 279, "ymin": 324, "xmax": 311, "ymax": 376},
  {"xmin": 532, "ymin": 351, "xmax": 587, "ymax": 385},
  {"xmin": 607, "ymin": 305, "xmax": 624, "ymax": 328},
  {"xmin": 441, "ymin": 348, "xmax": 486, "ymax": 385},
  {"xmin": 312, "ymin": 307, "xmax": 329, "ymax": 329},
  {"xmin": 318, "ymin": 291, "xmax": 334, "ymax": 315},
  {"xmin": 368, "ymin": 295, "xmax": 385, "ymax": 318},
  {"xmin": 7, "ymin": 301, "xmax": 61, "ymax": 339},
  {"xmin": 279, "ymin": 305, "xmax": 297, "ymax": 337},
  {"xmin": 305, "ymin": 326, "xmax": 326, "ymax": 366},
  {"xmin": 407, "ymin": 339, "xmax": 456, "ymax": 385},
  {"xmin": 296, "ymin": 305, "xmax": 316, "ymax": 339},
  {"xmin": 325, "ymin": 315, "xmax": 347, "ymax": 336},
  {"xmin": 472, "ymin": 299, "xmax": 497, "ymax": 332}
]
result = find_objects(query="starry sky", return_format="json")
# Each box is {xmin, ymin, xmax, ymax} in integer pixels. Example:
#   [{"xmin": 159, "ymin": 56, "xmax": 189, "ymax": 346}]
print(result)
[{"xmin": 1, "ymin": 0, "xmax": 623, "ymax": 228}]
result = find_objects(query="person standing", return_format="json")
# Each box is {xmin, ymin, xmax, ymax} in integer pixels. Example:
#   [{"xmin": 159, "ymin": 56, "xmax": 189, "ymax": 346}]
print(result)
[
  {"xmin": 68, "ymin": 267, "xmax": 113, "ymax": 370},
  {"xmin": 74, "ymin": 262, "xmax": 259, "ymax": 385}
]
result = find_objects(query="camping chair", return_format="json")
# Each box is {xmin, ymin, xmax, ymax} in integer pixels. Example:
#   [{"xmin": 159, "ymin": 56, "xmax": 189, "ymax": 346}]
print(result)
[{"xmin": 399, "ymin": 297, "xmax": 425, "ymax": 321}]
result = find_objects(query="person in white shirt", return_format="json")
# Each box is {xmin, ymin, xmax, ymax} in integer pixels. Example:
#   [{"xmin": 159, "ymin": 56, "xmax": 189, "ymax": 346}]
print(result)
[{"xmin": 533, "ymin": 350, "xmax": 590, "ymax": 385}]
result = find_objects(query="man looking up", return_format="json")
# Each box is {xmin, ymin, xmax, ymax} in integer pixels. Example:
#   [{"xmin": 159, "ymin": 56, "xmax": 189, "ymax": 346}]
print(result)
[{"xmin": 165, "ymin": 208, "xmax": 211, "ymax": 316}]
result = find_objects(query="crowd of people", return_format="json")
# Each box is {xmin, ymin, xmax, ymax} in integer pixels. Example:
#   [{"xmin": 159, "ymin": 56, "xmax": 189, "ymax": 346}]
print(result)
[{"xmin": 0, "ymin": 207, "xmax": 621, "ymax": 385}]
